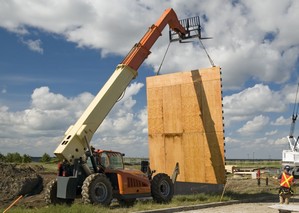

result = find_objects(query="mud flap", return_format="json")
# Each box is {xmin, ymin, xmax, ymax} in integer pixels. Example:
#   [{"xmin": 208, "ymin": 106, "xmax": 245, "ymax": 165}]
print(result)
[{"xmin": 57, "ymin": 176, "xmax": 78, "ymax": 199}]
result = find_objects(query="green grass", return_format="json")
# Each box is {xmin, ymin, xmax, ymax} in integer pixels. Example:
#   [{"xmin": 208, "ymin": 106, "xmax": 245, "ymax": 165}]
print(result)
[
  {"xmin": 2, "ymin": 203, "xmax": 108, "ymax": 213},
  {"xmin": 1, "ymin": 193, "xmax": 232, "ymax": 213}
]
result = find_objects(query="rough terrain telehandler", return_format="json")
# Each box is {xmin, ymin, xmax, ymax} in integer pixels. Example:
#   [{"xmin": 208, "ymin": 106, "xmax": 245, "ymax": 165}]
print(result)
[{"xmin": 45, "ymin": 8, "xmax": 203, "ymax": 206}]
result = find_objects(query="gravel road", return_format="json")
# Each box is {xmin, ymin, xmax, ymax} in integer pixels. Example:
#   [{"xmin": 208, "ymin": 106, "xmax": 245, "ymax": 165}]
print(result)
[
  {"xmin": 177, "ymin": 199, "xmax": 299, "ymax": 213},
  {"xmin": 179, "ymin": 202, "xmax": 279, "ymax": 213}
]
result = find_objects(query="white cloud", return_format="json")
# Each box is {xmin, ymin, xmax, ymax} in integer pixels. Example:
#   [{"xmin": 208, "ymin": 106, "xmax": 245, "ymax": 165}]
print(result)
[
  {"xmin": 272, "ymin": 137, "xmax": 289, "ymax": 146},
  {"xmin": 282, "ymin": 83, "xmax": 299, "ymax": 104},
  {"xmin": 271, "ymin": 116, "xmax": 291, "ymax": 126},
  {"xmin": 0, "ymin": 0, "xmax": 298, "ymax": 88},
  {"xmin": 21, "ymin": 38, "xmax": 43, "ymax": 54},
  {"xmin": 0, "ymin": 87, "xmax": 92, "ymax": 135},
  {"xmin": 92, "ymin": 83, "xmax": 148, "ymax": 156},
  {"xmin": 224, "ymin": 136, "xmax": 240, "ymax": 144},
  {"xmin": 237, "ymin": 115, "xmax": 269, "ymax": 135},
  {"xmin": 31, "ymin": 87, "xmax": 68, "ymax": 110},
  {"xmin": 0, "ymin": 83, "xmax": 147, "ymax": 156},
  {"xmin": 137, "ymin": 108, "xmax": 148, "ymax": 134},
  {"xmin": 223, "ymin": 84, "xmax": 286, "ymax": 126},
  {"xmin": 118, "ymin": 82, "xmax": 144, "ymax": 107},
  {"xmin": 265, "ymin": 130, "xmax": 277, "ymax": 136},
  {"xmin": 0, "ymin": 0, "xmax": 299, "ymax": 159}
]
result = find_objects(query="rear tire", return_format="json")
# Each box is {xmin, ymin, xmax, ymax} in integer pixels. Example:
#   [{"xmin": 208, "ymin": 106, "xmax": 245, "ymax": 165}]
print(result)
[
  {"xmin": 151, "ymin": 173, "xmax": 174, "ymax": 203},
  {"xmin": 81, "ymin": 174, "xmax": 113, "ymax": 206},
  {"xmin": 44, "ymin": 179, "xmax": 73, "ymax": 205}
]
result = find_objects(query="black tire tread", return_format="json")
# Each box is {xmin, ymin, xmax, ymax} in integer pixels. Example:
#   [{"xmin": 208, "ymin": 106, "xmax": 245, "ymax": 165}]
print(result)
[
  {"xmin": 81, "ymin": 173, "xmax": 113, "ymax": 206},
  {"xmin": 151, "ymin": 173, "xmax": 174, "ymax": 203}
]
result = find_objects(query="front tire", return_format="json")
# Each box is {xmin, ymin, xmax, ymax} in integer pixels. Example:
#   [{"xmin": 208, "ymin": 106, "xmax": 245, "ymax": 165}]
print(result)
[
  {"xmin": 44, "ymin": 179, "xmax": 73, "ymax": 205},
  {"xmin": 81, "ymin": 174, "xmax": 113, "ymax": 206},
  {"xmin": 151, "ymin": 173, "xmax": 174, "ymax": 203}
]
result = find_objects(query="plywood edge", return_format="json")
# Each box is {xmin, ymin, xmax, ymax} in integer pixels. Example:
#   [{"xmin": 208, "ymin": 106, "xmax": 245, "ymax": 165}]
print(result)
[{"xmin": 146, "ymin": 66, "xmax": 221, "ymax": 88}]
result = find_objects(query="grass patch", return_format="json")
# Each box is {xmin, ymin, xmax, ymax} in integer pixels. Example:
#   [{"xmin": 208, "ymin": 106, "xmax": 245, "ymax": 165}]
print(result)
[
  {"xmin": 1, "ymin": 203, "xmax": 110, "ymax": 213},
  {"xmin": 174, "ymin": 193, "xmax": 230, "ymax": 203},
  {"xmin": 1, "ymin": 193, "xmax": 232, "ymax": 213}
]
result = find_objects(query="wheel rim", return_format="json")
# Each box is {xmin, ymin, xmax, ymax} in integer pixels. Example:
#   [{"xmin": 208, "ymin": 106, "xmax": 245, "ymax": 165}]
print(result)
[
  {"xmin": 94, "ymin": 182, "xmax": 108, "ymax": 202},
  {"xmin": 159, "ymin": 180, "xmax": 170, "ymax": 197}
]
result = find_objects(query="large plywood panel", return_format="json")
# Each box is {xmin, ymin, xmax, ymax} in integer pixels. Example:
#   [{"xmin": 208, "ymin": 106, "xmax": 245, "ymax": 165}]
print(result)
[
  {"xmin": 147, "ymin": 86, "xmax": 163, "ymax": 134},
  {"xmin": 202, "ymin": 132, "xmax": 226, "ymax": 183},
  {"xmin": 147, "ymin": 66, "xmax": 225, "ymax": 184},
  {"xmin": 148, "ymin": 134, "xmax": 165, "ymax": 172},
  {"xmin": 181, "ymin": 133, "xmax": 205, "ymax": 182},
  {"xmin": 164, "ymin": 135, "xmax": 185, "ymax": 180},
  {"xmin": 162, "ymin": 85, "xmax": 183, "ymax": 134}
]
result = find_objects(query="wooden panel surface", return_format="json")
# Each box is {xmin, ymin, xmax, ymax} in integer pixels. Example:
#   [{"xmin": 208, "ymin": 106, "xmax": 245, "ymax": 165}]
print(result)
[
  {"xmin": 147, "ymin": 66, "xmax": 225, "ymax": 184},
  {"xmin": 162, "ymin": 85, "xmax": 182, "ymax": 134}
]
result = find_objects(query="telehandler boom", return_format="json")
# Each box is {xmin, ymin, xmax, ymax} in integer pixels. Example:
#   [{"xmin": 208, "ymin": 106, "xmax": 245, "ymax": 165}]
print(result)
[{"xmin": 54, "ymin": 8, "xmax": 188, "ymax": 164}]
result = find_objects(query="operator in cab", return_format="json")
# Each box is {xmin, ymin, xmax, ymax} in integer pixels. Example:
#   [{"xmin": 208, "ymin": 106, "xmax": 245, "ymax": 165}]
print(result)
[{"xmin": 278, "ymin": 165, "xmax": 294, "ymax": 204}]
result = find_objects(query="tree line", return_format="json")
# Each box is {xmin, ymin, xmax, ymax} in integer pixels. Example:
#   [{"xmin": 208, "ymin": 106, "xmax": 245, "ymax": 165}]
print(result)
[{"xmin": 0, "ymin": 152, "xmax": 53, "ymax": 163}]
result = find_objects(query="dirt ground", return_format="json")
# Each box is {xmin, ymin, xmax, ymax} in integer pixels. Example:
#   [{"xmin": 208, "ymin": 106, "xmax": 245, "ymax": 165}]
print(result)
[
  {"xmin": 179, "ymin": 176, "xmax": 297, "ymax": 213},
  {"xmin": 0, "ymin": 163, "xmax": 286, "ymax": 211},
  {"xmin": 15, "ymin": 172, "xmax": 57, "ymax": 209},
  {"xmin": 0, "ymin": 163, "xmax": 56, "ymax": 209}
]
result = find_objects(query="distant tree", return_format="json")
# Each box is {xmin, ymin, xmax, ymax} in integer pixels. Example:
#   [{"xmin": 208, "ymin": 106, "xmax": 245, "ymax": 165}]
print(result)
[
  {"xmin": 0, "ymin": 153, "xmax": 5, "ymax": 162},
  {"xmin": 40, "ymin": 153, "xmax": 52, "ymax": 163},
  {"xmin": 5, "ymin": 152, "xmax": 22, "ymax": 163},
  {"xmin": 51, "ymin": 156, "xmax": 60, "ymax": 163},
  {"xmin": 22, "ymin": 154, "xmax": 32, "ymax": 163}
]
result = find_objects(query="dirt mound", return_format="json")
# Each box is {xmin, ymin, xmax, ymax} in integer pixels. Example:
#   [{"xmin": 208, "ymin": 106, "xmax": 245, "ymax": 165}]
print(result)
[{"xmin": 0, "ymin": 163, "xmax": 44, "ymax": 206}]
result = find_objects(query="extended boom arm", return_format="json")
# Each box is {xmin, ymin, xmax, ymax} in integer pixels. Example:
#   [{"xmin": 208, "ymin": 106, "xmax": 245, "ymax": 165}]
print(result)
[{"xmin": 54, "ymin": 8, "xmax": 188, "ymax": 163}]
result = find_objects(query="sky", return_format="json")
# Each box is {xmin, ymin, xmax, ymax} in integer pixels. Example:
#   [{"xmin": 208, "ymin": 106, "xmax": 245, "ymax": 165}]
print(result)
[{"xmin": 0, "ymin": 0, "xmax": 299, "ymax": 159}]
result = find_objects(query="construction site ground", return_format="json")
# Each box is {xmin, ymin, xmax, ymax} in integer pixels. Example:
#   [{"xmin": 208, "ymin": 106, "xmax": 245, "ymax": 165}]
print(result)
[{"xmin": 0, "ymin": 163, "xmax": 295, "ymax": 212}]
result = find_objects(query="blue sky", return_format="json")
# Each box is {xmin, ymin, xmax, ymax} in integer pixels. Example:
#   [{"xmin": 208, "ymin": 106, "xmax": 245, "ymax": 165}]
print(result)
[{"xmin": 0, "ymin": 0, "xmax": 299, "ymax": 159}]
